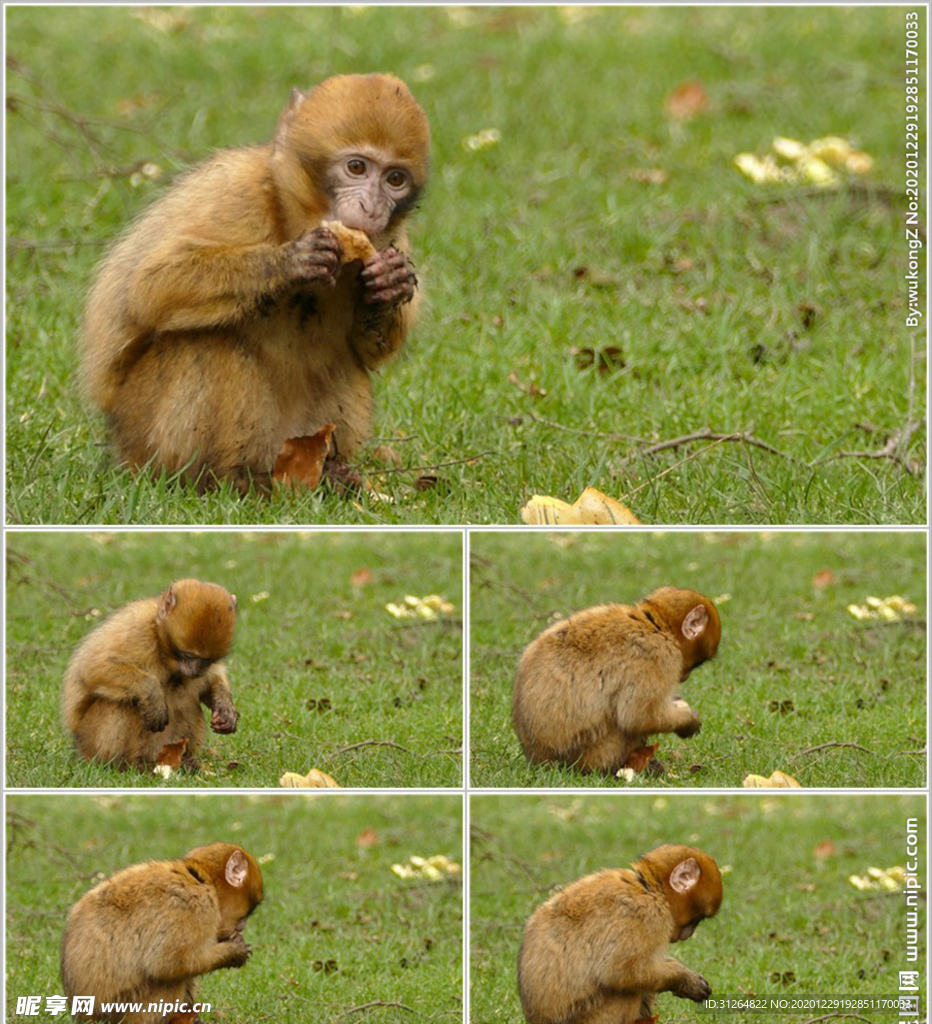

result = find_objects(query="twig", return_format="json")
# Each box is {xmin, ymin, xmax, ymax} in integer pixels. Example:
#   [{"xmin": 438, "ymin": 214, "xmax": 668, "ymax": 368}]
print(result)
[
  {"xmin": 633, "ymin": 429, "xmax": 799, "ymax": 462},
  {"xmin": 365, "ymin": 451, "xmax": 495, "ymax": 477},
  {"xmin": 830, "ymin": 420, "xmax": 923, "ymax": 474},
  {"xmin": 797, "ymin": 741, "xmax": 873, "ymax": 756},
  {"xmin": 331, "ymin": 739, "xmax": 414, "ymax": 756},
  {"xmin": 337, "ymin": 1002, "xmax": 417, "ymax": 1019}
]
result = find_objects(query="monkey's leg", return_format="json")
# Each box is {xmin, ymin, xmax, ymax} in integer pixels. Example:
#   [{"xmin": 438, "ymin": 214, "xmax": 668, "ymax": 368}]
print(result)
[
  {"xmin": 576, "ymin": 992, "xmax": 651, "ymax": 1024},
  {"xmin": 575, "ymin": 731, "xmax": 636, "ymax": 774}
]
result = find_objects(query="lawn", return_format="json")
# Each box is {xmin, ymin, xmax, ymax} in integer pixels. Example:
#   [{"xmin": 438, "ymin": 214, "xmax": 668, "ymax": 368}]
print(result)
[
  {"xmin": 469, "ymin": 531, "xmax": 926, "ymax": 788},
  {"xmin": 5, "ymin": 5, "xmax": 925, "ymax": 525},
  {"xmin": 6, "ymin": 792, "xmax": 463, "ymax": 1024},
  {"xmin": 5, "ymin": 531, "xmax": 464, "ymax": 788},
  {"xmin": 470, "ymin": 793, "xmax": 926, "ymax": 1024}
]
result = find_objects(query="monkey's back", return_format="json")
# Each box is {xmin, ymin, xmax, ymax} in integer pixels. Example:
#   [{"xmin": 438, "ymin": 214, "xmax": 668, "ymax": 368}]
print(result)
[
  {"xmin": 518, "ymin": 868, "xmax": 674, "ymax": 1024},
  {"xmin": 62, "ymin": 860, "xmax": 220, "ymax": 1020},
  {"xmin": 512, "ymin": 603, "xmax": 682, "ymax": 766}
]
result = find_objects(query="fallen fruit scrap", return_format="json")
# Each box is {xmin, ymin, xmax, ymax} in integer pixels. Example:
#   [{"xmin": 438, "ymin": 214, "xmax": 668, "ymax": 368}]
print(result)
[
  {"xmin": 521, "ymin": 487, "xmax": 641, "ymax": 525},
  {"xmin": 391, "ymin": 854, "xmax": 460, "ymax": 881},
  {"xmin": 735, "ymin": 135, "xmax": 873, "ymax": 188}
]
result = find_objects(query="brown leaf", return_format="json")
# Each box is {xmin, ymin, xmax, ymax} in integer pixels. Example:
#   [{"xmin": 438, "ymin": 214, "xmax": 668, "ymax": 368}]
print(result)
[
  {"xmin": 629, "ymin": 169, "xmax": 668, "ymax": 185},
  {"xmin": 156, "ymin": 738, "xmax": 188, "ymax": 769},
  {"xmin": 814, "ymin": 840, "xmax": 836, "ymax": 860},
  {"xmin": 624, "ymin": 743, "xmax": 659, "ymax": 771},
  {"xmin": 414, "ymin": 474, "xmax": 439, "ymax": 491},
  {"xmin": 371, "ymin": 445, "xmax": 402, "ymax": 468},
  {"xmin": 273, "ymin": 424, "xmax": 335, "ymax": 489},
  {"xmin": 812, "ymin": 568, "xmax": 836, "ymax": 589},
  {"xmin": 350, "ymin": 567, "xmax": 372, "ymax": 588},
  {"xmin": 356, "ymin": 828, "xmax": 379, "ymax": 848},
  {"xmin": 665, "ymin": 80, "xmax": 709, "ymax": 120},
  {"xmin": 572, "ymin": 266, "xmax": 621, "ymax": 288}
]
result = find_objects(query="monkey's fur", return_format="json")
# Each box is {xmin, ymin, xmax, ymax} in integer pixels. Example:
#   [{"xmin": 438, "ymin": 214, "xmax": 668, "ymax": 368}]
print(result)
[
  {"xmin": 81, "ymin": 74, "xmax": 430, "ymax": 492},
  {"xmin": 518, "ymin": 844, "xmax": 723, "ymax": 1024},
  {"xmin": 61, "ymin": 843, "xmax": 264, "ymax": 1024},
  {"xmin": 512, "ymin": 587, "xmax": 721, "ymax": 773},
  {"xmin": 62, "ymin": 579, "xmax": 238, "ymax": 768}
]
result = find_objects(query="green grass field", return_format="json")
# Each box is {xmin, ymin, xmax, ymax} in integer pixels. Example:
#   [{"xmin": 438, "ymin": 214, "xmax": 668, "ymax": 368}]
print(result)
[
  {"xmin": 6, "ymin": 531, "xmax": 463, "ymax": 788},
  {"xmin": 470, "ymin": 793, "xmax": 926, "ymax": 1024},
  {"xmin": 5, "ymin": 5, "xmax": 925, "ymax": 525},
  {"xmin": 469, "ymin": 531, "xmax": 926, "ymax": 787},
  {"xmin": 6, "ymin": 793, "xmax": 463, "ymax": 1024}
]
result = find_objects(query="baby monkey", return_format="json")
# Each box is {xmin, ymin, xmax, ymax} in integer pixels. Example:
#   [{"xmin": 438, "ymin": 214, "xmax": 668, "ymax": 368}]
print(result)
[
  {"xmin": 62, "ymin": 842, "xmax": 263, "ymax": 1024},
  {"xmin": 62, "ymin": 579, "xmax": 238, "ymax": 769},
  {"xmin": 518, "ymin": 844, "xmax": 723, "ymax": 1024},
  {"xmin": 513, "ymin": 587, "xmax": 721, "ymax": 773}
]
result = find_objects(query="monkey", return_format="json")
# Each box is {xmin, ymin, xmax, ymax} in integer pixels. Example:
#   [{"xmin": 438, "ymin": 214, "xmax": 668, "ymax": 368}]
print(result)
[
  {"xmin": 512, "ymin": 587, "xmax": 721, "ymax": 773},
  {"xmin": 61, "ymin": 842, "xmax": 264, "ymax": 1024},
  {"xmin": 62, "ymin": 579, "xmax": 238, "ymax": 769},
  {"xmin": 80, "ymin": 73, "xmax": 430, "ymax": 493},
  {"xmin": 518, "ymin": 844, "xmax": 723, "ymax": 1024}
]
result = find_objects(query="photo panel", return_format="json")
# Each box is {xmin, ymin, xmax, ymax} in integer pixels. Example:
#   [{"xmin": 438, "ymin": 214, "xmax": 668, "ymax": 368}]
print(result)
[
  {"xmin": 6, "ymin": 791, "xmax": 463, "ymax": 1024},
  {"xmin": 469, "ymin": 530, "xmax": 926, "ymax": 788},
  {"xmin": 470, "ymin": 792, "xmax": 926, "ymax": 1024},
  {"xmin": 5, "ymin": 530, "xmax": 464, "ymax": 789}
]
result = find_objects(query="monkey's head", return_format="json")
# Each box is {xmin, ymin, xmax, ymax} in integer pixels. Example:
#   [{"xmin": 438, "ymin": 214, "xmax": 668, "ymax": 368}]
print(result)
[
  {"xmin": 184, "ymin": 843, "xmax": 264, "ymax": 939},
  {"xmin": 271, "ymin": 73, "xmax": 430, "ymax": 242},
  {"xmin": 641, "ymin": 587, "xmax": 721, "ymax": 679},
  {"xmin": 636, "ymin": 844, "xmax": 723, "ymax": 943},
  {"xmin": 158, "ymin": 579, "xmax": 237, "ymax": 679}
]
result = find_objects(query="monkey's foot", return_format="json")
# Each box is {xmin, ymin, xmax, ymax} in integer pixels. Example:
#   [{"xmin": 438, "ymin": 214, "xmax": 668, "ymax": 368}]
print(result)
[{"xmin": 181, "ymin": 752, "xmax": 202, "ymax": 771}]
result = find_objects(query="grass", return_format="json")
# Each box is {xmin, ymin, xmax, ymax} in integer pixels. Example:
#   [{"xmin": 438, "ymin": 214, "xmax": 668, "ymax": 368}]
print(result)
[
  {"xmin": 469, "ymin": 793, "xmax": 926, "ymax": 1024},
  {"xmin": 5, "ymin": 5, "xmax": 925, "ymax": 525},
  {"xmin": 6, "ymin": 793, "xmax": 463, "ymax": 1024},
  {"xmin": 6, "ymin": 531, "xmax": 463, "ymax": 788},
  {"xmin": 469, "ymin": 531, "xmax": 927, "ymax": 788}
]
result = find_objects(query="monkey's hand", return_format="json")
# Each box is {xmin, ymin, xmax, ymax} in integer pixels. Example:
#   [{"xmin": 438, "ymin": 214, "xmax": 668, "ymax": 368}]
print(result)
[
  {"xmin": 210, "ymin": 703, "xmax": 239, "ymax": 735},
  {"xmin": 360, "ymin": 245, "xmax": 417, "ymax": 308},
  {"xmin": 139, "ymin": 701, "xmax": 171, "ymax": 733},
  {"xmin": 672, "ymin": 970, "xmax": 712, "ymax": 1002},
  {"xmin": 286, "ymin": 228, "xmax": 343, "ymax": 288},
  {"xmin": 672, "ymin": 700, "xmax": 702, "ymax": 739},
  {"xmin": 219, "ymin": 931, "xmax": 252, "ymax": 969}
]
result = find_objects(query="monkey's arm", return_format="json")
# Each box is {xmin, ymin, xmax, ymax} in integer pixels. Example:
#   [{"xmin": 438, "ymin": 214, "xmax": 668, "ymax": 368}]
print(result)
[
  {"xmin": 349, "ymin": 246, "xmax": 420, "ymax": 368},
  {"xmin": 148, "ymin": 928, "xmax": 251, "ymax": 981},
  {"xmin": 200, "ymin": 665, "xmax": 239, "ymax": 734},
  {"xmin": 613, "ymin": 655, "xmax": 702, "ymax": 738},
  {"xmin": 615, "ymin": 955, "xmax": 711, "ymax": 1002},
  {"xmin": 81, "ymin": 663, "xmax": 170, "ymax": 732}
]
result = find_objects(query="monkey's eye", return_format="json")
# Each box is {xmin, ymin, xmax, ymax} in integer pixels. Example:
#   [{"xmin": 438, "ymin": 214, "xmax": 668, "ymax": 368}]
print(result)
[
  {"xmin": 386, "ymin": 169, "xmax": 408, "ymax": 189},
  {"xmin": 346, "ymin": 158, "xmax": 368, "ymax": 176}
]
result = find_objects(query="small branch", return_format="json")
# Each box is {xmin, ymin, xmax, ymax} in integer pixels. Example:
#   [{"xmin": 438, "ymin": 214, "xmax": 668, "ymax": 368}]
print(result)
[
  {"xmin": 337, "ymin": 1002, "xmax": 417, "ymax": 1019},
  {"xmin": 797, "ymin": 741, "xmax": 873, "ymax": 756},
  {"xmin": 525, "ymin": 410, "xmax": 649, "ymax": 444},
  {"xmin": 632, "ymin": 429, "xmax": 799, "ymax": 462},
  {"xmin": 365, "ymin": 451, "xmax": 495, "ymax": 477},
  {"xmin": 331, "ymin": 739, "xmax": 414, "ymax": 756},
  {"xmin": 830, "ymin": 420, "xmax": 924, "ymax": 475}
]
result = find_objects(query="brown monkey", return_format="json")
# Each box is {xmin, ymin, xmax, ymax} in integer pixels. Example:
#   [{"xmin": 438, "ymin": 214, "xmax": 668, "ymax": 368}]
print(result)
[
  {"xmin": 518, "ymin": 844, "xmax": 723, "ymax": 1024},
  {"xmin": 512, "ymin": 587, "xmax": 721, "ymax": 773},
  {"xmin": 62, "ymin": 579, "xmax": 238, "ymax": 768},
  {"xmin": 61, "ymin": 842, "xmax": 264, "ymax": 1024},
  {"xmin": 81, "ymin": 73, "xmax": 430, "ymax": 492}
]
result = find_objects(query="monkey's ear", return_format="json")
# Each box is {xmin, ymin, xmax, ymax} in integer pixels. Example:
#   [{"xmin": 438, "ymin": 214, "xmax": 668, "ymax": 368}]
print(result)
[
  {"xmin": 230, "ymin": 594, "xmax": 238, "ymax": 612},
  {"xmin": 681, "ymin": 605, "xmax": 709, "ymax": 640},
  {"xmin": 225, "ymin": 850, "xmax": 249, "ymax": 888},
  {"xmin": 159, "ymin": 587, "xmax": 178, "ymax": 617},
  {"xmin": 669, "ymin": 857, "xmax": 701, "ymax": 893},
  {"xmin": 273, "ymin": 89, "xmax": 308, "ymax": 150}
]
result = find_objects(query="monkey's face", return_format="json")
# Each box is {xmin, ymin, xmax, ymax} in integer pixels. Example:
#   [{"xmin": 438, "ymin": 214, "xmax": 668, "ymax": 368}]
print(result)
[
  {"xmin": 159, "ymin": 580, "xmax": 237, "ymax": 679},
  {"xmin": 636, "ymin": 844, "xmax": 723, "ymax": 943},
  {"xmin": 325, "ymin": 147, "xmax": 421, "ymax": 237}
]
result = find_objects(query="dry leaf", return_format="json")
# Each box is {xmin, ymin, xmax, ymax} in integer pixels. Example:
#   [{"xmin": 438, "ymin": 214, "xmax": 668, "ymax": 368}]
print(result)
[
  {"xmin": 156, "ymin": 738, "xmax": 188, "ymax": 769},
  {"xmin": 623, "ymin": 743, "xmax": 659, "ymax": 772},
  {"xmin": 167, "ymin": 1014, "xmax": 198, "ymax": 1024},
  {"xmin": 321, "ymin": 220, "xmax": 377, "ymax": 263},
  {"xmin": 508, "ymin": 371, "xmax": 548, "ymax": 397},
  {"xmin": 279, "ymin": 769, "xmax": 341, "ymax": 788},
  {"xmin": 350, "ymin": 567, "xmax": 372, "ymax": 588},
  {"xmin": 521, "ymin": 487, "xmax": 641, "ymax": 525},
  {"xmin": 273, "ymin": 424, "xmax": 335, "ymax": 489},
  {"xmin": 665, "ymin": 80, "xmax": 709, "ymax": 120},
  {"xmin": 812, "ymin": 568, "xmax": 835, "ymax": 589},
  {"xmin": 356, "ymin": 828, "xmax": 379, "ymax": 848},
  {"xmin": 571, "ymin": 346, "xmax": 625, "ymax": 374},
  {"xmin": 742, "ymin": 770, "xmax": 802, "ymax": 788},
  {"xmin": 814, "ymin": 840, "xmax": 836, "ymax": 860}
]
